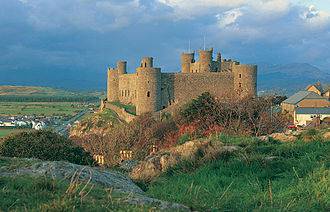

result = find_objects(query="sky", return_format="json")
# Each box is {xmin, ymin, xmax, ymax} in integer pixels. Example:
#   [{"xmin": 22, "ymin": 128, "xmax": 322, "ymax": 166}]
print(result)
[{"xmin": 0, "ymin": 0, "xmax": 329, "ymax": 90}]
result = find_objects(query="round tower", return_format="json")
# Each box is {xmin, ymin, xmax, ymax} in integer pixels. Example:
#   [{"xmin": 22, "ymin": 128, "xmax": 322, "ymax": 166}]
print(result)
[
  {"xmin": 107, "ymin": 68, "xmax": 119, "ymax": 102},
  {"xmin": 136, "ymin": 58, "xmax": 161, "ymax": 115},
  {"xmin": 117, "ymin": 60, "xmax": 127, "ymax": 75},
  {"xmin": 181, "ymin": 52, "xmax": 195, "ymax": 73},
  {"xmin": 232, "ymin": 64, "xmax": 257, "ymax": 98},
  {"xmin": 140, "ymin": 57, "xmax": 153, "ymax": 68},
  {"xmin": 198, "ymin": 48, "xmax": 213, "ymax": 72}
]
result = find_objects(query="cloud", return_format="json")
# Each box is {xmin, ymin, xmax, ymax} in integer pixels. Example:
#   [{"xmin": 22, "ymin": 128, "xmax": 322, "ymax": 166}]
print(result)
[
  {"xmin": 18, "ymin": 0, "xmax": 146, "ymax": 32},
  {"xmin": 157, "ymin": 0, "xmax": 245, "ymax": 19},
  {"xmin": 300, "ymin": 5, "xmax": 330, "ymax": 29},
  {"xmin": 1, "ymin": 0, "xmax": 330, "ymax": 89},
  {"xmin": 216, "ymin": 8, "xmax": 243, "ymax": 28}
]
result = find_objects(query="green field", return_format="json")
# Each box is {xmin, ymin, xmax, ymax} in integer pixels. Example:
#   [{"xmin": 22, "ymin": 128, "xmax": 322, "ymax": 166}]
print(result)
[
  {"xmin": 0, "ymin": 129, "xmax": 20, "ymax": 138},
  {"xmin": 0, "ymin": 102, "xmax": 87, "ymax": 116},
  {"xmin": 0, "ymin": 86, "xmax": 101, "ymax": 102}
]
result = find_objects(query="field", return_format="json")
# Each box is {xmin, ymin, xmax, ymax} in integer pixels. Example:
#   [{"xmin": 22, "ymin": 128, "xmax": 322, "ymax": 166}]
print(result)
[
  {"xmin": 0, "ymin": 86, "xmax": 101, "ymax": 102},
  {"xmin": 0, "ymin": 129, "xmax": 21, "ymax": 138},
  {"xmin": 0, "ymin": 102, "xmax": 87, "ymax": 116},
  {"xmin": 146, "ymin": 135, "xmax": 330, "ymax": 211}
]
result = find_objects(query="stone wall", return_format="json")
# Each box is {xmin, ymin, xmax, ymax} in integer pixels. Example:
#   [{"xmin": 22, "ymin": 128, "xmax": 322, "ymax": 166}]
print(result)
[
  {"xmin": 118, "ymin": 73, "xmax": 137, "ymax": 105},
  {"xmin": 160, "ymin": 72, "xmax": 235, "ymax": 108},
  {"xmin": 105, "ymin": 102, "xmax": 136, "ymax": 123}
]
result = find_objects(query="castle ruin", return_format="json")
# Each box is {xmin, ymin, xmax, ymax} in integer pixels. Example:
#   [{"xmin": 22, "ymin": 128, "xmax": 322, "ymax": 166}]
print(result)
[{"xmin": 106, "ymin": 48, "xmax": 257, "ymax": 115}]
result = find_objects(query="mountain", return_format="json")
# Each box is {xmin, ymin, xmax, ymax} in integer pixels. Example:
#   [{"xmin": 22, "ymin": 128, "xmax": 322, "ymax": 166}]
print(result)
[{"xmin": 258, "ymin": 63, "xmax": 330, "ymax": 95}]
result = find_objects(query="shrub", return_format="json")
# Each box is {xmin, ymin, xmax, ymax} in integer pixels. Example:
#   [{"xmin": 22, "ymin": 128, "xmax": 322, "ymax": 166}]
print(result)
[
  {"xmin": 178, "ymin": 92, "xmax": 288, "ymax": 136},
  {"xmin": 73, "ymin": 113, "xmax": 179, "ymax": 166},
  {"xmin": 177, "ymin": 133, "xmax": 191, "ymax": 145},
  {"xmin": 0, "ymin": 130, "xmax": 95, "ymax": 166}
]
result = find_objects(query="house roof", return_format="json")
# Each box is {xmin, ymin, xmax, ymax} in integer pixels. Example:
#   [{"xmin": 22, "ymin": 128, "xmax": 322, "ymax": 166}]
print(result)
[
  {"xmin": 306, "ymin": 83, "xmax": 330, "ymax": 93},
  {"xmin": 282, "ymin": 91, "xmax": 326, "ymax": 105},
  {"xmin": 295, "ymin": 107, "xmax": 330, "ymax": 114}
]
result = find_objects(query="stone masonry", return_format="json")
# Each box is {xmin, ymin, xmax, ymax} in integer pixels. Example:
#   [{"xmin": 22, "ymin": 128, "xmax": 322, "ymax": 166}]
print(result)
[{"xmin": 106, "ymin": 48, "xmax": 257, "ymax": 115}]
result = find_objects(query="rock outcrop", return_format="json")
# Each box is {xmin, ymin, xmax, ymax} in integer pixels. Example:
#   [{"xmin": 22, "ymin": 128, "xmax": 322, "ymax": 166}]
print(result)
[
  {"xmin": 259, "ymin": 133, "xmax": 298, "ymax": 142},
  {"xmin": 130, "ymin": 139, "xmax": 238, "ymax": 182},
  {"xmin": 0, "ymin": 157, "xmax": 189, "ymax": 211}
]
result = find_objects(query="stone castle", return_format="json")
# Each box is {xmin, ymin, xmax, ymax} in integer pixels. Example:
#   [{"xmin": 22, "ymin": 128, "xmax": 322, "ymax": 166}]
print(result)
[{"xmin": 106, "ymin": 48, "xmax": 257, "ymax": 115}]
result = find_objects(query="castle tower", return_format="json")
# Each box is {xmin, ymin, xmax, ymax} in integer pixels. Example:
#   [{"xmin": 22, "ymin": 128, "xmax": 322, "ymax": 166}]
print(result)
[
  {"xmin": 216, "ymin": 52, "xmax": 221, "ymax": 62},
  {"xmin": 136, "ymin": 57, "xmax": 162, "ymax": 115},
  {"xmin": 181, "ymin": 52, "xmax": 195, "ymax": 73},
  {"xmin": 107, "ymin": 68, "xmax": 119, "ymax": 102},
  {"xmin": 117, "ymin": 60, "xmax": 127, "ymax": 75},
  {"xmin": 140, "ymin": 57, "xmax": 153, "ymax": 68},
  {"xmin": 232, "ymin": 64, "xmax": 257, "ymax": 98},
  {"xmin": 198, "ymin": 48, "xmax": 213, "ymax": 72}
]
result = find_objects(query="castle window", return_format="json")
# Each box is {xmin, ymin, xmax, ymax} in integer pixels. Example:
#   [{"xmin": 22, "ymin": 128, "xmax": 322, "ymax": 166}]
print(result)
[
  {"xmin": 128, "ymin": 90, "xmax": 130, "ymax": 96},
  {"xmin": 145, "ymin": 62, "xmax": 147, "ymax": 67},
  {"xmin": 239, "ymin": 83, "xmax": 242, "ymax": 88},
  {"xmin": 239, "ymin": 74, "xmax": 242, "ymax": 78},
  {"xmin": 147, "ymin": 91, "xmax": 150, "ymax": 97}
]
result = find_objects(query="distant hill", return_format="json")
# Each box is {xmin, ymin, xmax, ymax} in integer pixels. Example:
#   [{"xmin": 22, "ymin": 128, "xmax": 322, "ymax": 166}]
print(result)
[
  {"xmin": 0, "ymin": 86, "xmax": 102, "ymax": 102},
  {"xmin": 258, "ymin": 63, "xmax": 330, "ymax": 95}
]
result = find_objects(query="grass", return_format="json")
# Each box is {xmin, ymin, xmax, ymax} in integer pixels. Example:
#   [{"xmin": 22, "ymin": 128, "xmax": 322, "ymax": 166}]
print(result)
[
  {"xmin": 0, "ymin": 102, "xmax": 87, "ymax": 116},
  {"xmin": 0, "ymin": 129, "xmax": 22, "ymax": 138},
  {"xmin": 146, "ymin": 135, "xmax": 330, "ymax": 211},
  {"xmin": 111, "ymin": 101, "xmax": 136, "ymax": 115},
  {"xmin": 0, "ymin": 175, "xmax": 150, "ymax": 211}
]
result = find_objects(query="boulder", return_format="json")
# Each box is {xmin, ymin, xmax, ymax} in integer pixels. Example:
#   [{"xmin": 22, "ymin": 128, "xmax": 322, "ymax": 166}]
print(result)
[
  {"xmin": 130, "ymin": 139, "xmax": 238, "ymax": 182},
  {"xmin": 323, "ymin": 131, "xmax": 330, "ymax": 140},
  {"xmin": 269, "ymin": 133, "xmax": 297, "ymax": 142}
]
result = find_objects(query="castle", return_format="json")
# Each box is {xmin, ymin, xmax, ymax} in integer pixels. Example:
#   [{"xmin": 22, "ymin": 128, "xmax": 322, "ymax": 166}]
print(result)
[{"xmin": 106, "ymin": 48, "xmax": 257, "ymax": 115}]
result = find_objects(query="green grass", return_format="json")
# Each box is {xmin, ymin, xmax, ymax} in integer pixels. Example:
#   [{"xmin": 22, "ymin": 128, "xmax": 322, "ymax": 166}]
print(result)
[
  {"xmin": 0, "ymin": 129, "xmax": 22, "ymax": 138},
  {"xmin": 111, "ymin": 101, "xmax": 136, "ymax": 115},
  {"xmin": 146, "ymin": 135, "xmax": 330, "ymax": 211},
  {"xmin": 0, "ymin": 175, "xmax": 150, "ymax": 211},
  {"xmin": 0, "ymin": 102, "xmax": 87, "ymax": 116},
  {"xmin": 0, "ymin": 85, "xmax": 101, "ymax": 102}
]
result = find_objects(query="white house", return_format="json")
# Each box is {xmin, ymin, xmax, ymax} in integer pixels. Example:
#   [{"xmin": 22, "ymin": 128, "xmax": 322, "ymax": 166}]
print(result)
[
  {"xmin": 294, "ymin": 107, "xmax": 330, "ymax": 126},
  {"xmin": 32, "ymin": 121, "xmax": 46, "ymax": 130}
]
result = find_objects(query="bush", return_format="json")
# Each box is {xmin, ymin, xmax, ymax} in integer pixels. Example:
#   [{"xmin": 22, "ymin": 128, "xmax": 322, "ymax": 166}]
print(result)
[
  {"xmin": 0, "ymin": 130, "xmax": 95, "ymax": 166},
  {"xmin": 178, "ymin": 92, "xmax": 288, "ymax": 136},
  {"xmin": 73, "ymin": 113, "xmax": 179, "ymax": 166}
]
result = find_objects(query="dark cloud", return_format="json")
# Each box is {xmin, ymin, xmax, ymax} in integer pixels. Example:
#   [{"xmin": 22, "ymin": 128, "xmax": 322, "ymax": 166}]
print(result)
[{"xmin": 0, "ymin": 0, "xmax": 329, "ymax": 90}]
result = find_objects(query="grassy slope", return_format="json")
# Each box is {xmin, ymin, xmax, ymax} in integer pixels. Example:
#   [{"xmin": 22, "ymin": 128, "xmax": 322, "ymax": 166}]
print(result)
[
  {"xmin": 0, "ymin": 176, "xmax": 149, "ymax": 211},
  {"xmin": 0, "ymin": 102, "xmax": 86, "ymax": 116},
  {"xmin": 146, "ymin": 135, "xmax": 330, "ymax": 211},
  {"xmin": 0, "ymin": 157, "xmax": 151, "ymax": 211}
]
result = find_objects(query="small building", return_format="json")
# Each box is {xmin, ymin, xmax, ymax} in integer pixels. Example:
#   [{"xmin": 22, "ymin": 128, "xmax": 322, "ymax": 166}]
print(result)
[
  {"xmin": 306, "ymin": 82, "xmax": 330, "ymax": 100},
  {"xmin": 281, "ymin": 91, "xmax": 330, "ymax": 115},
  {"xmin": 294, "ymin": 107, "xmax": 330, "ymax": 126}
]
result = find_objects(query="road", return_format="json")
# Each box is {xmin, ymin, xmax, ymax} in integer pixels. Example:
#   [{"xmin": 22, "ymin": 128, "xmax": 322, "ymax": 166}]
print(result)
[{"xmin": 55, "ymin": 109, "xmax": 90, "ymax": 136}]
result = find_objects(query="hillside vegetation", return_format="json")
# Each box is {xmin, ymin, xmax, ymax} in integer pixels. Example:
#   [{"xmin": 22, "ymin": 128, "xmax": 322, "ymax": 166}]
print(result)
[
  {"xmin": 146, "ymin": 135, "xmax": 330, "ymax": 211},
  {"xmin": 0, "ymin": 86, "xmax": 100, "ymax": 102}
]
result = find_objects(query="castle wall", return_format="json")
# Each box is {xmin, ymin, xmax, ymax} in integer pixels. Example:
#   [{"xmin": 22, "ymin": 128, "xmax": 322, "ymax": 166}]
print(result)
[
  {"xmin": 160, "ymin": 72, "xmax": 235, "ymax": 108},
  {"xmin": 118, "ymin": 74, "xmax": 137, "ymax": 104}
]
